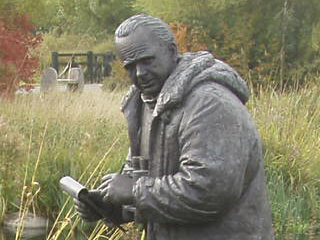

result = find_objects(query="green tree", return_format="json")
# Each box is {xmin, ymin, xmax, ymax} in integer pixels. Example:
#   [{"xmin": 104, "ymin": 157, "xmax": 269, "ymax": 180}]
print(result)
[
  {"xmin": 0, "ymin": 0, "xmax": 60, "ymax": 30},
  {"xmin": 136, "ymin": 0, "xmax": 320, "ymax": 87},
  {"xmin": 1, "ymin": 0, "xmax": 137, "ymax": 37},
  {"xmin": 52, "ymin": 0, "xmax": 136, "ymax": 37}
]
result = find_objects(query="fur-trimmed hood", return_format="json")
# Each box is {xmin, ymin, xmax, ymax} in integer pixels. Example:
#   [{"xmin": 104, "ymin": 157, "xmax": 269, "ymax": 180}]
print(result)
[{"xmin": 121, "ymin": 51, "xmax": 250, "ymax": 117}]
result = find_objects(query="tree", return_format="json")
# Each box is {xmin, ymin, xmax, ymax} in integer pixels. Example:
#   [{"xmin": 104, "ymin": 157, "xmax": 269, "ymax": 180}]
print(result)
[
  {"xmin": 51, "ymin": 0, "xmax": 136, "ymax": 37},
  {"xmin": 0, "ymin": 0, "xmax": 60, "ymax": 31},
  {"xmin": 134, "ymin": 0, "xmax": 320, "ymax": 87},
  {"xmin": 0, "ymin": 14, "xmax": 42, "ymax": 98}
]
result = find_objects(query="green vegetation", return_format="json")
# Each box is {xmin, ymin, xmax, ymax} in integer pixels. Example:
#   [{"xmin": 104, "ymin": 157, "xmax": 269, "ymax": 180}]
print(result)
[
  {"xmin": 0, "ymin": 84, "xmax": 319, "ymax": 239},
  {"xmin": 134, "ymin": 0, "xmax": 320, "ymax": 88},
  {"xmin": 1, "ymin": 0, "xmax": 320, "ymax": 239},
  {"xmin": 3, "ymin": 0, "xmax": 320, "ymax": 90},
  {"xmin": 248, "ymin": 84, "xmax": 320, "ymax": 237},
  {"xmin": 0, "ymin": 91, "xmax": 128, "ymax": 219}
]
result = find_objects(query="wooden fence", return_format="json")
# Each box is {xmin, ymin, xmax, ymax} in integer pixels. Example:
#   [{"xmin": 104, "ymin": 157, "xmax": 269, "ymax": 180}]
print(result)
[{"xmin": 51, "ymin": 51, "xmax": 114, "ymax": 83}]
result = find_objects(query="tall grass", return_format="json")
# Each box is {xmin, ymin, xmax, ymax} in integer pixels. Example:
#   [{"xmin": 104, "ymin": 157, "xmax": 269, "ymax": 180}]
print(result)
[
  {"xmin": 248, "ymin": 84, "xmax": 320, "ymax": 237},
  {"xmin": 0, "ymin": 90, "xmax": 129, "ymax": 237},
  {"xmin": 0, "ymin": 84, "xmax": 319, "ymax": 239}
]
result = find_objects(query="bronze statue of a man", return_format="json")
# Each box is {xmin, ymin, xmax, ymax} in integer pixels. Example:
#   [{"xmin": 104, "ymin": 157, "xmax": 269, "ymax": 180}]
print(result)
[{"xmin": 74, "ymin": 14, "xmax": 274, "ymax": 240}]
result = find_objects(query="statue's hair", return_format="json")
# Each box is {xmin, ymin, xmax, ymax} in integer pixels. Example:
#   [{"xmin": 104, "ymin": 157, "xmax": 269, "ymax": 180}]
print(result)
[{"xmin": 115, "ymin": 14, "xmax": 175, "ymax": 45}]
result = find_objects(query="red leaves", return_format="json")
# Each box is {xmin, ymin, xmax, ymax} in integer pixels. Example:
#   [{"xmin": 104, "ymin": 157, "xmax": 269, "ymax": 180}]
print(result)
[{"xmin": 0, "ymin": 14, "xmax": 42, "ymax": 98}]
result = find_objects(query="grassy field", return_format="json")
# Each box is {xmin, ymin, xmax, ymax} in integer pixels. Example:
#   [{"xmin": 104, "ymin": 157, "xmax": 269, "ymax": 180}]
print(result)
[
  {"xmin": 248, "ymin": 85, "xmax": 320, "ymax": 239},
  {"xmin": 0, "ymin": 85, "xmax": 319, "ymax": 239}
]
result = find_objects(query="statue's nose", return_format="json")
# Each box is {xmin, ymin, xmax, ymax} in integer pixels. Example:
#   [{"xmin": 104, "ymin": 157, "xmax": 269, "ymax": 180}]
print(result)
[{"xmin": 136, "ymin": 63, "xmax": 147, "ymax": 79}]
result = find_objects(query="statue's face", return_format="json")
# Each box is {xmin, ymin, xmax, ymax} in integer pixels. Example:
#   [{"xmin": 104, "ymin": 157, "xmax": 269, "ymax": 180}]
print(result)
[{"xmin": 115, "ymin": 26, "xmax": 177, "ymax": 98}]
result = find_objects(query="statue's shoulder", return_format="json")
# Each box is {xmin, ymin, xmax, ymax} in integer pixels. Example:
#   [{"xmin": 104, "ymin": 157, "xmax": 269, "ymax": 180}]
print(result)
[{"xmin": 121, "ymin": 85, "xmax": 139, "ymax": 112}]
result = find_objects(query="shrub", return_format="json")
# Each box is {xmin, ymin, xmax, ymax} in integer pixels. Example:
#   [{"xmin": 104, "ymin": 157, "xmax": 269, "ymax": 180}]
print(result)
[
  {"xmin": 0, "ymin": 14, "xmax": 42, "ymax": 98},
  {"xmin": 102, "ymin": 59, "xmax": 131, "ymax": 91}
]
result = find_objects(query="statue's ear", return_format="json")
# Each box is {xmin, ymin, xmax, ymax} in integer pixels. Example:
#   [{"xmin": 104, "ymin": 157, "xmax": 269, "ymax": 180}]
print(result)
[{"xmin": 168, "ymin": 42, "xmax": 178, "ymax": 57}]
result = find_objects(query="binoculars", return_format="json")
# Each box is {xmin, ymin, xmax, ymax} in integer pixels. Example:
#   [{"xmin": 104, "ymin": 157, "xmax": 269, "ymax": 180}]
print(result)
[
  {"xmin": 122, "ymin": 156, "xmax": 149, "ymax": 222},
  {"xmin": 123, "ymin": 156, "xmax": 149, "ymax": 181}
]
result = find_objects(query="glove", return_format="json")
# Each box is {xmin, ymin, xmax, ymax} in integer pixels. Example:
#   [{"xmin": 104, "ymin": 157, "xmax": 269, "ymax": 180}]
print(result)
[
  {"xmin": 74, "ymin": 189, "xmax": 102, "ymax": 222},
  {"xmin": 98, "ymin": 173, "xmax": 134, "ymax": 205},
  {"xmin": 74, "ymin": 189, "xmax": 126, "ymax": 225}
]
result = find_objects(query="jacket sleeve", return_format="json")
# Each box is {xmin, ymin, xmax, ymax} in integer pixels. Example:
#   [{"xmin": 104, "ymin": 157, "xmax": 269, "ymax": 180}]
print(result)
[{"xmin": 133, "ymin": 84, "xmax": 258, "ymax": 224}]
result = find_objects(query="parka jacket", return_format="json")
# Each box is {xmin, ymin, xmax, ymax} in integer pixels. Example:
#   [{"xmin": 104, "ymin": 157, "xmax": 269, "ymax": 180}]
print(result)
[{"xmin": 121, "ymin": 51, "xmax": 274, "ymax": 240}]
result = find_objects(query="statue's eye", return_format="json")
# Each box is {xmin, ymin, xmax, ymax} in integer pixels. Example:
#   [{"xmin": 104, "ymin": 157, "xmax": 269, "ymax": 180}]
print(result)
[
  {"xmin": 141, "ymin": 57, "xmax": 153, "ymax": 65},
  {"xmin": 125, "ymin": 63, "xmax": 135, "ymax": 72}
]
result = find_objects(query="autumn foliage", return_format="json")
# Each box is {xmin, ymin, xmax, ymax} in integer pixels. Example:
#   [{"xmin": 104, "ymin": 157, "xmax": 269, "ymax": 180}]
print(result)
[
  {"xmin": 0, "ymin": 14, "xmax": 42, "ymax": 98},
  {"xmin": 169, "ymin": 22, "xmax": 208, "ymax": 54}
]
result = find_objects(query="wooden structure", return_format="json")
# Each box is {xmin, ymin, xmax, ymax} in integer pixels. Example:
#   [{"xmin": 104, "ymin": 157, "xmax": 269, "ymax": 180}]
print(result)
[{"xmin": 51, "ymin": 51, "xmax": 113, "ymax": 83}]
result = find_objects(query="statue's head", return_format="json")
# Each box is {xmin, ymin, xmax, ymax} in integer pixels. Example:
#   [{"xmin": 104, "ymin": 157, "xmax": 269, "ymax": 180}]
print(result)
[{"xmin": 115, "ymin": 14, "xmax": 178, "ymax": 99}]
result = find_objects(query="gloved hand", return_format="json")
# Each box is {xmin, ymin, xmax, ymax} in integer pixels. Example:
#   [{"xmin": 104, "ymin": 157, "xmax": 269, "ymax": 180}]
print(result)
[
  {"xmin": 98, "ymin": 173, "xmax": 135, "ymax": 205},
  {"xmin": 74, "ymin": 187, "xmax": 127, "ymax": 225},
  {"xmin": 74, "ymin": 189, "xmax": 102, "ymax": 222}
]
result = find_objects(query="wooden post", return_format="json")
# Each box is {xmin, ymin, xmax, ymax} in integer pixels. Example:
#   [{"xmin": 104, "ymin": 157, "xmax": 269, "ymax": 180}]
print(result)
[
  {"xmin": 51, "ymin": 51, "xmax": 59, "ymax": 73},
  {"xmin": 93, "ymin": 55, "xmax": 98, "ymax": 82},
  {"xmin": 103, "ymin": 53, "xmax": 112, "ymax": 77},
  {"xmin": 87, "ymin": 51, "xmax": 94, "ymax": 83}
]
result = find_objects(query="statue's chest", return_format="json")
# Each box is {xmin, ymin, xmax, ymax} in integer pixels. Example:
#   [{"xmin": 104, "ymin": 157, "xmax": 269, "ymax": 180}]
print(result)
[
  {"xmin": 146, "ymin": 109, "xmax": 182, "ymax": 177},
  {"xmin": 139, "ymin": 103, "xmax": 154, "ymax": 161}
]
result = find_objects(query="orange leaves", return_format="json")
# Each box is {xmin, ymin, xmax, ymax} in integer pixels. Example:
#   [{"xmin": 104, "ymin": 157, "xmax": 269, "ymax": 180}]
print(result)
[{"xmin": 169, "ymin": 22, "xmax": 208, "ymax": 53}]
